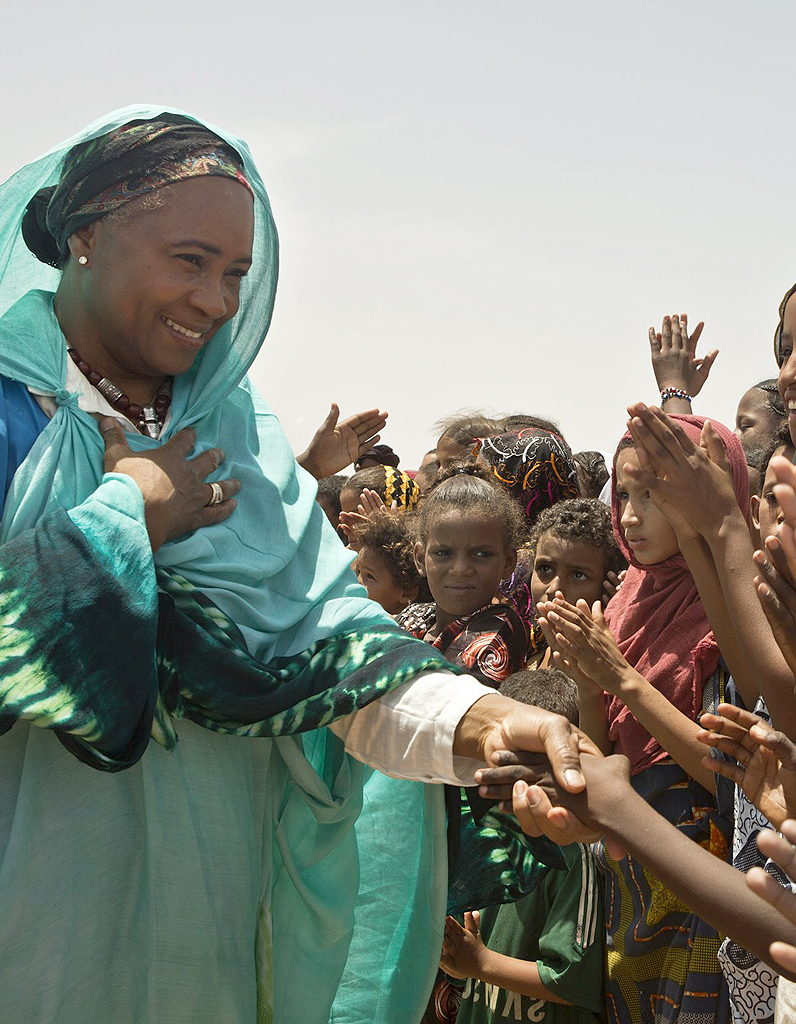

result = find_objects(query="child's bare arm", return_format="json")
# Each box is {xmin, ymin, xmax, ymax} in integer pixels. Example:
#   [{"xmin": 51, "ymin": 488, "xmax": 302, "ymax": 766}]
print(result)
[
  {"xmin": 540, "ymin": 597, "xmax": 715, "ymax": 791},
  {"xmin": 439, "ymin": 913, "xmax": 570, "ymax": 1005},
  {"xmin": 520, "ymin": 753, "xmax": 796, "ymax": 980}
]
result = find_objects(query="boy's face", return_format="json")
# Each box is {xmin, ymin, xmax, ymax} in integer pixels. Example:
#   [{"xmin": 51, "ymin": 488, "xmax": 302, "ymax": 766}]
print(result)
[
  {"xmin": 530, "ymin": 530, "xmax": 606, "ymax": 607},
  {"xmin": 752, "ymin": 445, "xmax": 794, "ymax": 550}
]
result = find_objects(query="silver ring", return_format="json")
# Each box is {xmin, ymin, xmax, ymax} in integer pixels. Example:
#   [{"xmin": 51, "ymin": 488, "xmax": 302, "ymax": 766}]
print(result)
[{"xmin": 207, "ymin": 481, "xmax": 224, "ymax": 507}]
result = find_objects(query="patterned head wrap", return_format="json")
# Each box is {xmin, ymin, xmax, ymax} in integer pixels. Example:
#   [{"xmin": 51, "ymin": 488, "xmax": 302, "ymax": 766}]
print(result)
[
  {"xmin": 384, "ymin": 466, "xmax": 420, "ymax": 510},
  {"xmin": 476, "ymin": 428, "xmax": 579, "ymax": 526},
  {"xmin": 22, "ymin": 114, "xmax": 252, "ymax": 268}
]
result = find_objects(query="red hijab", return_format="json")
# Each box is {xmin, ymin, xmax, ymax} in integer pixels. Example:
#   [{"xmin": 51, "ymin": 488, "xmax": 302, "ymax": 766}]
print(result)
[{"xmin": 603, "ymin": 415, "xmax": 749, "ymax": 775}]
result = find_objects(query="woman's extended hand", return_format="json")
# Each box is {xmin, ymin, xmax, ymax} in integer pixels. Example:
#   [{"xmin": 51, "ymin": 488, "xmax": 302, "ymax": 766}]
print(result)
[
  {"xmin": 649, "ymin": 313, "xmax": 717, "ymax": 400},
  {"xmin": 454, "ymin": 693, "xmax": 603, "ymax": 843},
  {"xmin": 296, "ymin": 403, "xmax": 388, "ymax": 479},
  {"xmin": 99, "ymin": 417, "xmax": 239, "ymax": 552},
  {"xmin": 699, "ymin": 703, "xmax": 796, "ymax": 830}
]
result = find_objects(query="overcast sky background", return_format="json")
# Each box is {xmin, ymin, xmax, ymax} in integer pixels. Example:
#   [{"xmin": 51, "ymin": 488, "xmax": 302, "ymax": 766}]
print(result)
[{"xmin": 2, "ymin": 1, "xmax": 791, "ymax": 467}]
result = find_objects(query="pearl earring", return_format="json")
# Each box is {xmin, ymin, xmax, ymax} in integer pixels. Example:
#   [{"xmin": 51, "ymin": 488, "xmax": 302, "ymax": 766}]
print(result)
[{"xmin": 78, "ymin": 256, "xmax": 88, "ymax": 266}]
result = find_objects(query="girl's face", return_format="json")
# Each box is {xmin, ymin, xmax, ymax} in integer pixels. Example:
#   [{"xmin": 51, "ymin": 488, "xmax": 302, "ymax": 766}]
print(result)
[
  {"xmin": 751, "ymin": 445, "xmax": 794, "ymax": 547},
  {"xmin": 735, "ymin": 388, "xmax": 782, "ymax": 451},
  {"xmin": 355, "ymin": 545, "xmax": 415, "ymax": 615},
  {"xmin": 615, "ymin": 449, "xmax": 680, "ymax": 564},
  {"xmin": 415, "ymin": 510, "xmax": 516, "ymax": 624},
  {"xmin": 530, "ymin": 530, "xmax": 607, "ymax": 607},
  {"xmin": 778, "ymin": 294, "xmax": 796, "ymax": 447}
]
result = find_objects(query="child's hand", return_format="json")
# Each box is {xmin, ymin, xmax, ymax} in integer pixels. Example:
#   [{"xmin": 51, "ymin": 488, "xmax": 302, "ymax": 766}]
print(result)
[
  {"xmin": 475, "ymin": 751, "xmax": 548, "ymax": 808},
  {"xmin": 602, "ymin": 569, "xmax": 626, "ymax": 606},
  {"xmin": 337, "ymin": 510, "xmax": 368, "ymax": 547},
  {"xmin": 357, "ymin": 488, "xmax": 388, "ymax": 517},
  {"xmin": 754, "ymin": 538, "xmax": 796, "ymax": 678},
  {"xmin": 439, "ymin": 912, "xmax": 488, "ymax": 980},
  {"xmin": 624, "ymin": 404, "xmax": 739, "ymax": 536},
  {"xmin": 538, "ymin": 598, "xmax": 632, "ymax": 695},
  {"xmin": 649, "ymin": 314, "xmax": 717, "ymax": 399},
  {"xmin": 698, "ymin": 703, "xmax": 796, "ymax": 830},
  {"xmin": 771, "ymin": 457, "xmax": 796, "ymax": 535},
  {"xmin": 747, "ymin": 821, "xmax": 796, "ymax": 978}
]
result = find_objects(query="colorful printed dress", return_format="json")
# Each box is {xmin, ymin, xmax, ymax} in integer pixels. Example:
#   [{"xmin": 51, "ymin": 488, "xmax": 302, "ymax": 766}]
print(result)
[
  {"xmin": 396, "ymin": 601, "xmax": 529, "ymax": 687},
  {"xmin": 595, "ymin": 665, "xmax": 733, "ymax": 1024}
]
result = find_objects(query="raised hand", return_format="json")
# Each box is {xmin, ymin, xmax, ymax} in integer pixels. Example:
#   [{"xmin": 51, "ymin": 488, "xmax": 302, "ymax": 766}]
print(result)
[
  {"xmin": 357, "ymin": 488, "xmax": 388, "ymax": 516},
  {"xmin": 698, "ymin": 703, "xmax": 796, "ymax": 829},
  {"xmin": 99, "ymin": 417, "xmax": 240, "ymax": 552},
  {"xmin": 602, "ymin": 569, "xmax": 626, "ymax": 606},
  {"xmin": 297, "ymin": 403, "xmax": 388, "ymax": 479},
  {"xmin": 753, "ymin": 537, "xmax": 796, "ymax": 676},
  {"xmin": 625, "ymin": 404, "xmax": 740, "ymax": 536},
  {"xmin": 537, "ymin": 597, "xmax": 631, "ymax": 695},
  {"xmin": 747, "ymin": 821, "xmax": 796, "ymax": 976},
  {"xmin": 649, "ymin": 313, "xmax": 717, "ymax": 403}
]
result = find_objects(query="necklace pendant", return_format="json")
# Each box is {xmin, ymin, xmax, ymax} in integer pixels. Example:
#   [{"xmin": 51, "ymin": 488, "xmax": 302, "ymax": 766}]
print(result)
[{"xmin": 141, "ymin": 406, "xmax": 160, "ymax": 439}]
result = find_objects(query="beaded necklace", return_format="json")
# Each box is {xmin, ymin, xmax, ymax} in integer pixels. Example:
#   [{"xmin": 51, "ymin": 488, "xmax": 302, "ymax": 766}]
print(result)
[{"xmin": 67, "ymin": 346, "xmax": 173, "ymax": 439}]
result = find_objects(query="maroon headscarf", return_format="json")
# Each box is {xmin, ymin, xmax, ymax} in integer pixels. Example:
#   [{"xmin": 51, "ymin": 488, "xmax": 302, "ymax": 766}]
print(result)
[{"xmin": 603, "ymin": 415, "xmax": 749, "ymax": 775}]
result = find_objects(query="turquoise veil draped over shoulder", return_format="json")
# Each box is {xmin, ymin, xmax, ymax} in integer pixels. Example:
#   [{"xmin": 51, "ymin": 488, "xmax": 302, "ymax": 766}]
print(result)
[
  {"xmin": 0, "ymin": 104, "xmax": 393, "ymax": 661},
  {"xmin": 0, "ymin": 106, "xmax": 460, "ymax": 1024}
]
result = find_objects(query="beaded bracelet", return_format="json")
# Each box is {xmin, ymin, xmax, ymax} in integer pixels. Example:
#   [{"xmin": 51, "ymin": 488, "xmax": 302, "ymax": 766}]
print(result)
[{"xmin": 660, "ymin": 387, "xmax": 692, "ymax": 403}]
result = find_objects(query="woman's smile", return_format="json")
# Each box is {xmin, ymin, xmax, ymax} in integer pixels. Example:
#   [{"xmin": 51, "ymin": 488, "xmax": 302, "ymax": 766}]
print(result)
[{"xmin": 161, "ymin": 315, "xmax": 208, "ymax": 351}]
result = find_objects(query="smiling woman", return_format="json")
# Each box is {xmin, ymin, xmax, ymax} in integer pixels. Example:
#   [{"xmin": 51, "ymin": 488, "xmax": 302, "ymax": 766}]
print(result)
[{"xmin": 0, "ymin": 106, "xmax": 596, "ymax": 1024}]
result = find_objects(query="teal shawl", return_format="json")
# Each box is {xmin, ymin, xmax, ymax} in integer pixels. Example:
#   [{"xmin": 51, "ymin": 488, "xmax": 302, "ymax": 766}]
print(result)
[{"xmin": 0, "ymin": 108, "xmax": 555, "ymax": 1024}]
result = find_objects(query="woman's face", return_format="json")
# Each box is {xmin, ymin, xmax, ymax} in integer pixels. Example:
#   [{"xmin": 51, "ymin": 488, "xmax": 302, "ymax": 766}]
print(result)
[
  {"xmin": 72, "ymin": 176, "xmax": 254, "ymax": 380},
  {"xmin": 615, "ymin": 448, "xmax": 680, "ymax": 565}
]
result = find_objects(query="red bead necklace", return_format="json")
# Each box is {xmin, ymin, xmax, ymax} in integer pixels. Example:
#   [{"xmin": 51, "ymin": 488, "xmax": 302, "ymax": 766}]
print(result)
[{"xmin": 67, "ymin": 347, "xmax": 173, "ymax": 439}]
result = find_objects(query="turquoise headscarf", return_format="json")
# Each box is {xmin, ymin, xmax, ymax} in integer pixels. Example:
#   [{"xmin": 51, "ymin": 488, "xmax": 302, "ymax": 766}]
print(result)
[{"xmin": 0, "ymin": 104, "xmax": 391, "ymax": 662}]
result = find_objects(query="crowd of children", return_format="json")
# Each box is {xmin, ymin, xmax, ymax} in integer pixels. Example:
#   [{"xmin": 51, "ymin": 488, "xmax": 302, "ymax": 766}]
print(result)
[{"xmin": 299, "ymin": 300, "xmax": 796, "ymax": 1024}]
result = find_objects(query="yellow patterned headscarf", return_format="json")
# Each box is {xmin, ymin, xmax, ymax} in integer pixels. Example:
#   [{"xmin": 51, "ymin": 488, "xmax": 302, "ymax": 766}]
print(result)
[{"xmin": 384, "ymin": 466, "xmax": 420, "ymax": 510}]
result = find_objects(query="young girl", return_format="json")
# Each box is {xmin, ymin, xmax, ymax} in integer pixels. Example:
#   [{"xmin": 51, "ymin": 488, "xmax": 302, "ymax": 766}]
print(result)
[
  {"xmin": 351, "ymin": 510, "xmax": 426, "ymax": 615},
  {"xmin": 396, "ymin": 466, "xmax": 528, "ymax": 687},
  {"xmin": 537, "ymin": 416, "xmax": 749, "ymax": 1024}
]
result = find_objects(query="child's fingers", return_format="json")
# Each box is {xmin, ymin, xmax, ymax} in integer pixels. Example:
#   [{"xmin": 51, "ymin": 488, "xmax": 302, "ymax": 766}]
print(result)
[
  {"xmin": 705, "ymin": 704, "xmax": 763, "ymax": 732},
  {"xmin": 756, "ymin": 827, "xmax": 796, "ymax": 888},
  {"xmin": 463, "ymin": 911, "xmax": 478, "ymax": 935},
  {"xmin": 747, "ymin": 864, "xmax": 796, "ymax": 925},
  {"xmin": 700, "ymin": 753, "xmax": 746, "ymax": 786},
  {"xmin": 769, "ymin": 941, "xmax": 796, "ymax": 980},
  {"xmin": 753, "ymin": 725, "xmax": 796, "ymax": 767}
]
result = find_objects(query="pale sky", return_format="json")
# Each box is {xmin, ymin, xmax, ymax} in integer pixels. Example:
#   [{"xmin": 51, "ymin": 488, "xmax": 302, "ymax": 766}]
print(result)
[{"xmin": 2, "ymin": 0, "xmax": 791, "ymax": 468}]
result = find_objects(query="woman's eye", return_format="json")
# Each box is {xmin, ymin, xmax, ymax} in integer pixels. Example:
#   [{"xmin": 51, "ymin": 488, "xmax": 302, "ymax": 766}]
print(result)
[
  {"xmin": 177, "ymin": 254, "xmax": 202, "ymax": 266},
  {"xmin": 617, "ymin": 491, "xmax": 629, "ymax": 502},
  {"xmin": 227, "ymin": 268, "xmax": 248, "ymax": 279}
]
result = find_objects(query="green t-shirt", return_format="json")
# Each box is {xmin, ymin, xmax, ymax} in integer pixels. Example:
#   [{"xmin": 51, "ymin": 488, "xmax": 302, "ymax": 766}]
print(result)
[{"xmin": 455, "ymin": 842, "xmax": 605, "ymax": 1024}]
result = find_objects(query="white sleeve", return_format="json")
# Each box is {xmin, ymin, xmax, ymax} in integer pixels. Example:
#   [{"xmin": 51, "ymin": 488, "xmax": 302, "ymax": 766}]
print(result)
[{"xmin": 328, "ymin": 670, "xmax": 493, "ymax": 785}]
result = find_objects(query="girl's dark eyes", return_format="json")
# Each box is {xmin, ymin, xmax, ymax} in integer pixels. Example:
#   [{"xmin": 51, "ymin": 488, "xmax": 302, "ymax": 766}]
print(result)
[
  {"xmin": 571, "ymin": 570, "xmax": 587, "ymax": 580},
  {"xmin": 765, "ymin": 492, "xmax": 779, "ymax": 507},
  {"xmin": 535, "ymin": 563, "xmax": 553, "ymax": 576},
  {"xmin": 617, "ymin": 491, "xmax": 629, "ymax": 502}
]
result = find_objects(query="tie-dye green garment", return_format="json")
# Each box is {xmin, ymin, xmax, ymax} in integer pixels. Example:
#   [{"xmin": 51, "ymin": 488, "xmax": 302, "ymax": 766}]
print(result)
[{"xmin": 0, "ymin": 473, "xmax": 557, "ymax": 1024}]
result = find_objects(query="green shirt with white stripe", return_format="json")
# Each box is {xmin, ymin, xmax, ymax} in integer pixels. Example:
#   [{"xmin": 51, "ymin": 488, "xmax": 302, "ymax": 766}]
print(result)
[{"xmin": 456, "ymin": 842, "xmax": 605, "ymax": 1024}]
